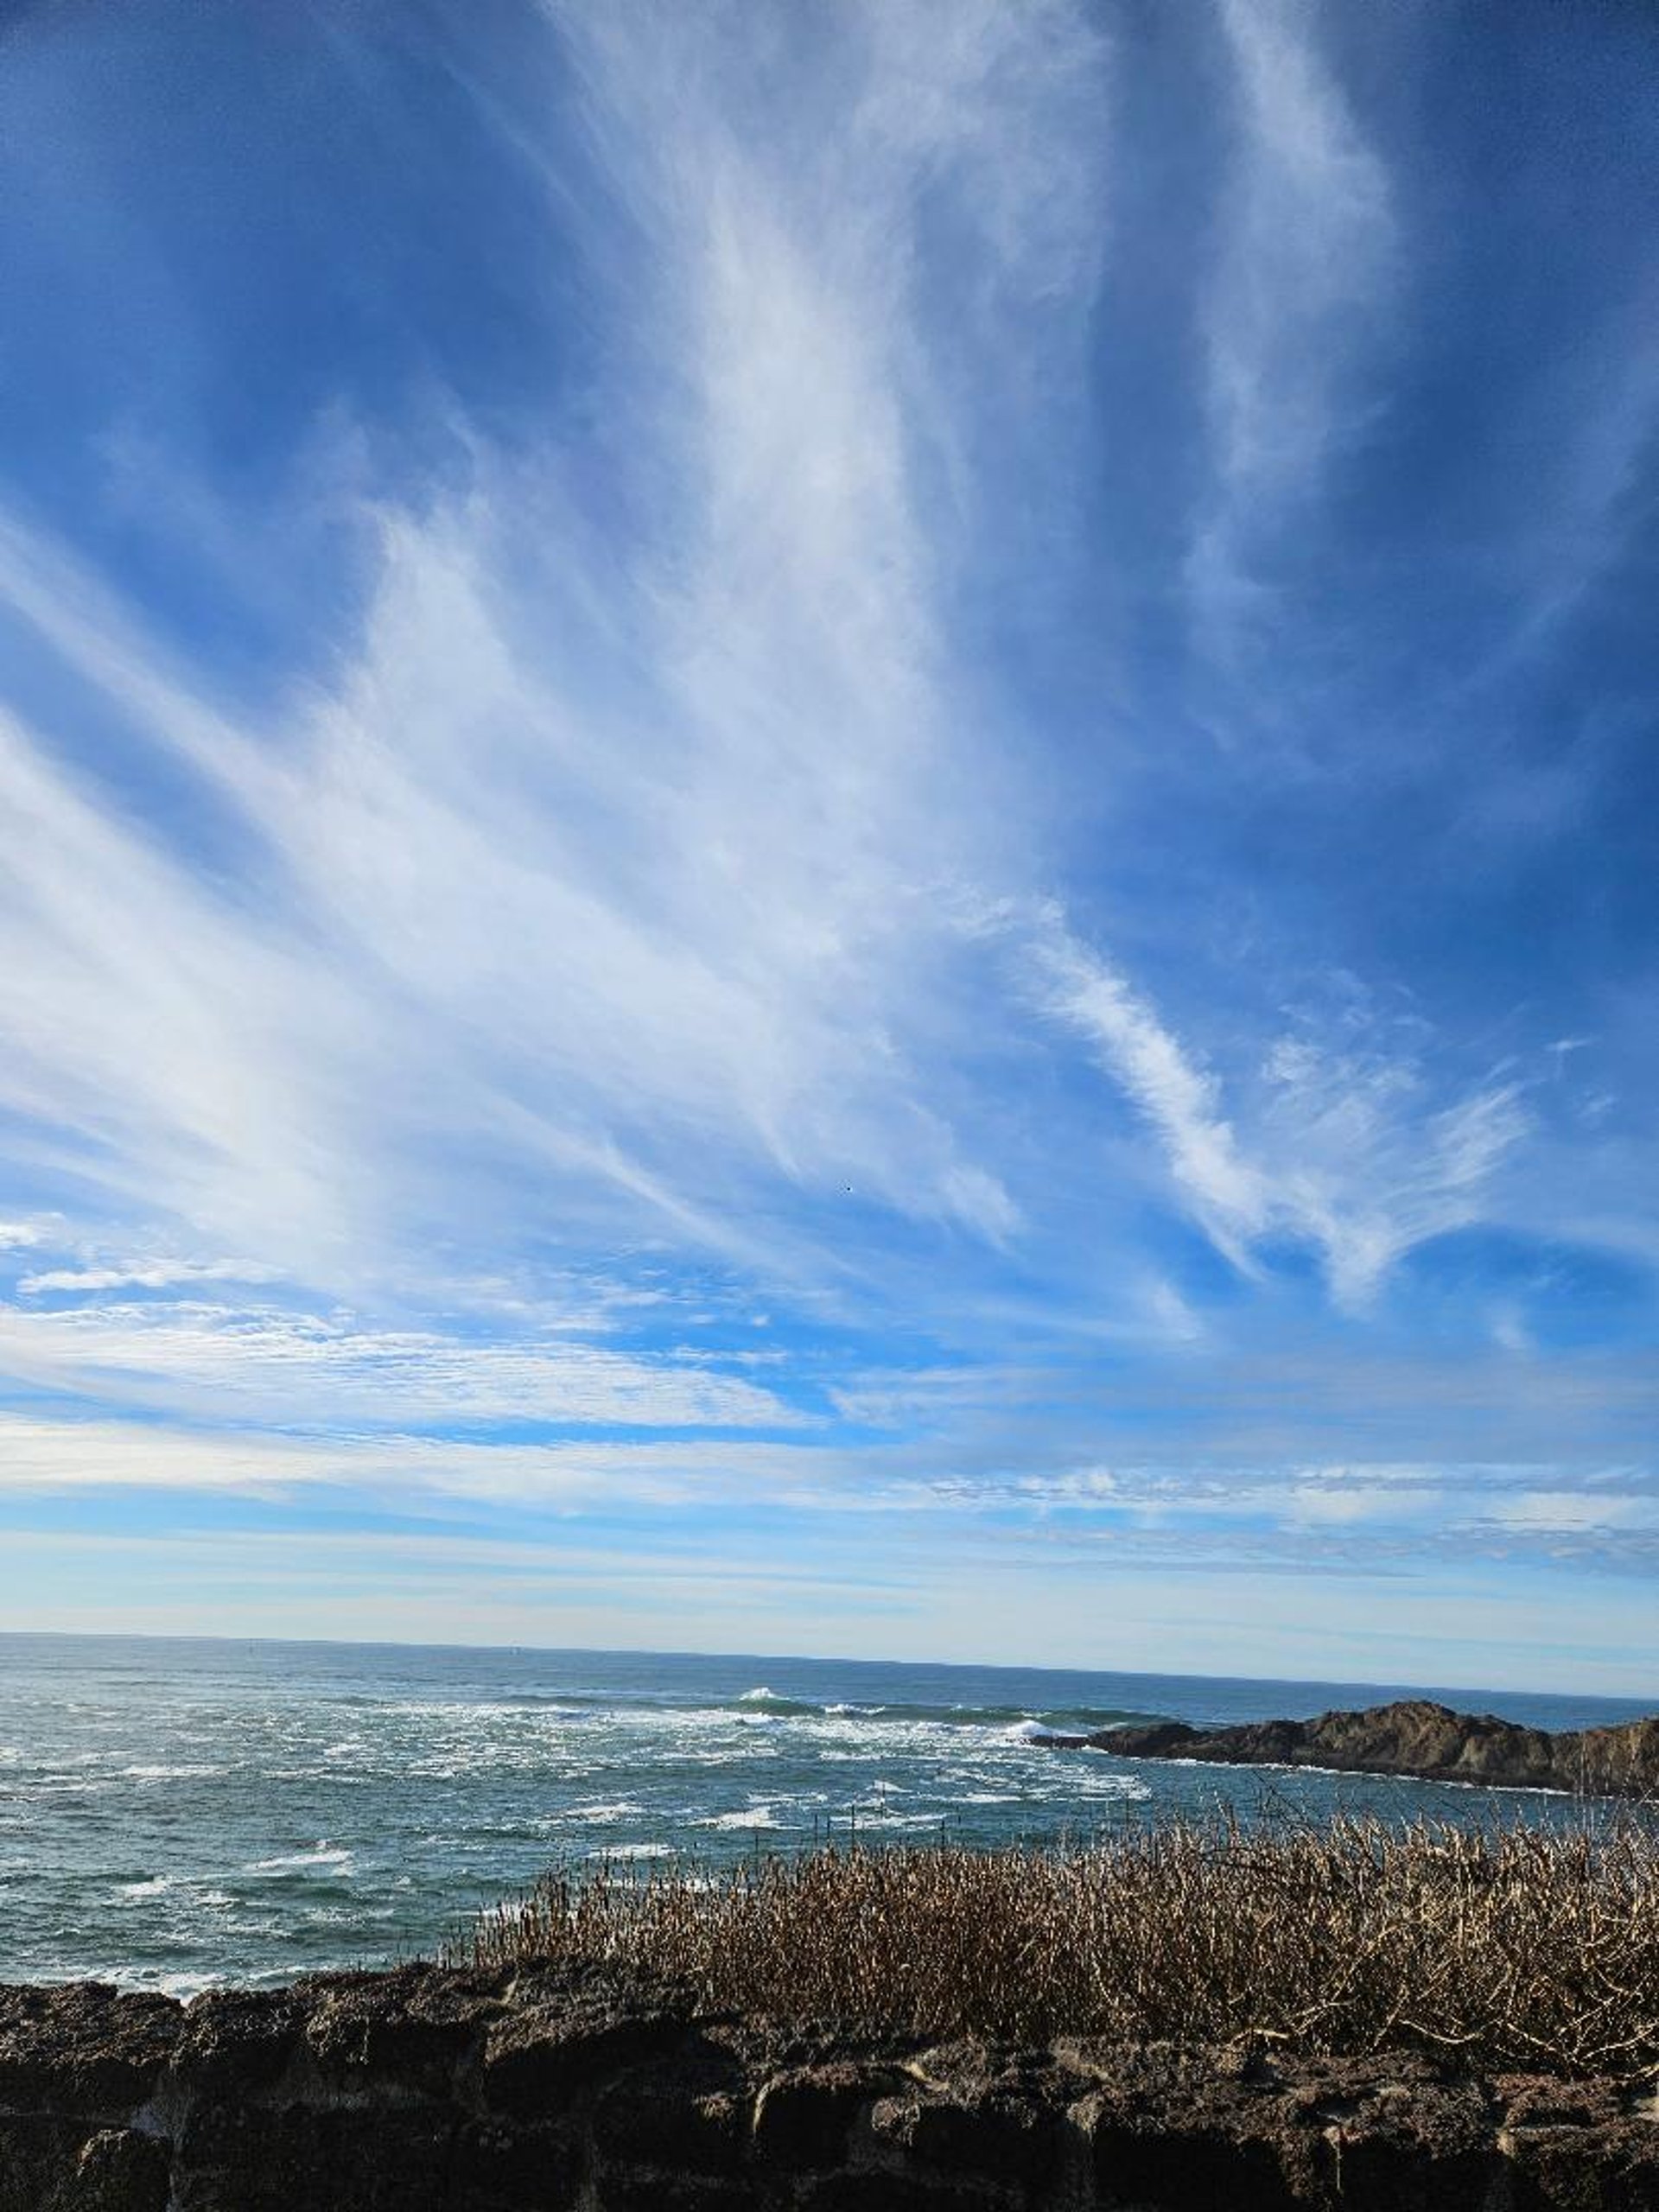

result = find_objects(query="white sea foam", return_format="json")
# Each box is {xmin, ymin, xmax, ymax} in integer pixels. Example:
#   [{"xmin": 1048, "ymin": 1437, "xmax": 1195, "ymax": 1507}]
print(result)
[
  {"xmin": 634, "ymin": 1705, "xmax": 770, "ymax": 1736},
  {"xmin": 695, "ymin": 1804, "xmax": 784, "ymax": 1831},
  {"xmin": 245, "ymin": 1844, "xmax": 356, "ymax": 1876},
  {"xmin": 49, "ymin": 1958, "xmax": 216, "ymax": 1999},
  {"xmin": 16, "ymin": 1641, "xmax": 1602, "ymax": 2000},
  {"xmin": 1067, "ymin": 1771, "xmax": 1153, "ymax": 1801}
]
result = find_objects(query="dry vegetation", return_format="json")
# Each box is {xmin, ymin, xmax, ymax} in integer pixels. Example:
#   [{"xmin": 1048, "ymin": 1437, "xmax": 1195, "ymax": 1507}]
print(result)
[{"xmin": 457, "ymin": 1813, "xmax": 1659, "ymax": 2079}]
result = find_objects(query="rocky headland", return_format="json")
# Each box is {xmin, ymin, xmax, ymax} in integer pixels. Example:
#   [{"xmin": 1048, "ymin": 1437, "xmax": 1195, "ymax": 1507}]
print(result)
[
  {"xmin": 3, "ymin": 1961, "xmax": 1659, "ymax": 2210},
  {"xmin": 1050, "ymin": 1698, "xmax": 1659, "ymax": 1796}
]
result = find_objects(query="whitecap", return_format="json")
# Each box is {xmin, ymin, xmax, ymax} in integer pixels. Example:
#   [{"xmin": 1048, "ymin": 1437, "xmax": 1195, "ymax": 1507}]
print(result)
[
  {"xmin": 245, "ymin": 1844, "xmax": 356, "ymax": 1876},
  {"xmin": 116, "ymin": 1876, "xmax": 174, "ymax": 1900},
  {"xmin": 1063, "ymin": 1771, "xmax": 1153, "ymax": 1801},
  {"xmin": 695, "ymin": 1804, "xmax": 784, "ymax": 1831}
]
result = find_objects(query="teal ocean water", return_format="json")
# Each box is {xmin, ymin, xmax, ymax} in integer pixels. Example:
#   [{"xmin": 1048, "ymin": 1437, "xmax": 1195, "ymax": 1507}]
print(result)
[{"xmin": 2, "ymin": 1635, "xmax": 1650, "ymax": 1995}]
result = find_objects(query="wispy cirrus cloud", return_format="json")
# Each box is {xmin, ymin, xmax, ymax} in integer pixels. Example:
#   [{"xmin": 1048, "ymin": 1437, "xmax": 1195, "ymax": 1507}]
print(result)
[
  {"xmin": 4, "ymin": 1399, "xmax": 1656, "ymax": 1595},
  {"xmin": 1188, "ymin": 0, "xmax": 1395, "ymax": 657},
  {"xmin": 0, "ymin": 0, "xmax": 1654, "ymax": 1680},
  {"xmin": 1031, "ymin": 915, "xmax": 1527, "ymax": 1306},
  {"xmin": 0, "ymin": 0, "xmax": 1112, "ymax": 1303},
  {"xmin": 0, "ymin": 1414, "xmax": 818, "ymax": 1504},
  {"xmin": 0, "ymin": 0, "xmax": 1599, "ymax": 1340},
  {"xmin": 1033, "ymin": 918, "xmax": 1269, "ymax": 1265},
  {"xmin": 0, "ymin": 1300, "xmax": 800, "ymax": 1432},
  {"xmin": 19, "ymin": 1260, "xmax": 279, "ymax": 1296}
]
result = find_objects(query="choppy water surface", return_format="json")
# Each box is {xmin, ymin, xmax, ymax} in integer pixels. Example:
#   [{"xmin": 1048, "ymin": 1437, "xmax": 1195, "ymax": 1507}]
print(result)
[{"xmin": 0, "ymin": 1634, "xmax": 1649, "ymax": 1993}]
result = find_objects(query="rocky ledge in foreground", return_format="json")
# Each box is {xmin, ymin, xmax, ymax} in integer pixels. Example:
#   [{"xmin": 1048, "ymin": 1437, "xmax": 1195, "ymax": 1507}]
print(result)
[
  {"xmin": 3, "ymin": 1961, "xmax": 1659, "ymax": 2211},
  {"xmin": 1052, "ymin": 1699, "xmax": 1659, "ymax": 1796}
]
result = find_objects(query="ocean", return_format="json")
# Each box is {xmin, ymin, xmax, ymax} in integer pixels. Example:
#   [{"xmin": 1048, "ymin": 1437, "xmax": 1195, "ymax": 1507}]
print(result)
[{"xmin": 1, "ymin": 1634, "xmax": 1650, "ymax": 1996}]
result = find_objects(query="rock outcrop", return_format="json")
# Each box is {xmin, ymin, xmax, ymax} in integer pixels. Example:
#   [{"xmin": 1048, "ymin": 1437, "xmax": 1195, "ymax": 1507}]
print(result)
[
  {"xmin": 3, "ymin": 1962, "xmax": 1659, "ymax": 2209},
  {"xmin": 1066, "ymin": 1699, "xmax": 1659, "ymax": 1796}
]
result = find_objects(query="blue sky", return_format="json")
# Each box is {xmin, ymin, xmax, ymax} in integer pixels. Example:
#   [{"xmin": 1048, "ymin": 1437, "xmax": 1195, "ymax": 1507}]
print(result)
[{"xmin": 1, "ymin": 0, "xmax": 1656, "ymax": 1693}]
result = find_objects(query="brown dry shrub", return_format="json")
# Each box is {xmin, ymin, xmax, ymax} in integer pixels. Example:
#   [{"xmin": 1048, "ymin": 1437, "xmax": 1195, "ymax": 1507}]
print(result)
[{"xmin": 454, "ymin": 1812, "xmax": 1659, "ymax": 2078}]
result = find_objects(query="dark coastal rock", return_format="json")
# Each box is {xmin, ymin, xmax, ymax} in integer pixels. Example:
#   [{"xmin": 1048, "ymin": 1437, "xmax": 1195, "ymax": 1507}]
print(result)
[
  {"xmin": 0, "ymin": 2117, "xmax": 170, "ymax": 2212},
  {"xmin": 752, "ymin": 2059, "xmax": 898, "ymax": 2169},
  {"xmin": 1068, "ymin": 2044, "xmax": 1501, "ymax": 2212},
  {"xmin": 795, "ymin": 2175, "xmax": 994, "ymax": 2211},
  {"xmin": 0, "ymin": 1983, "xmax": 179, "ymax": 2115},
  {"xmin": 871, "ymin": 2084, "xmax": 1070, "ymax": 2185},
  {"xmin": 301, "ymin": 1965, "xmax": 500, "ymax": 2096},
  {"xmin": 588, "ymin": 2041, "xmax": 748, "ymax": 2173},
  {"xmin": 482, "ymin": 1993, "xmax": 682, "ymax": 2116},
  {"xmin": 3, "ymin": 1964, "xmax": 1658, "ymax": 2207},
  {"xmin": 172, "ymin": 2100, "xmax": 459, "ymax": 2212},
  {"xmin": 1497, "ymin": 2076, "xmax": 1659, "ymax": 2212},
  {"xmin": 880, "ymin": 2040, "xmax": 1077, "ymax": 2188},
  {"xmin": 66, "ymin": 2126, "xmax": 170, "ymax": 2212},
  {"xmin": 173, "ymin": 1985, "xmax": 311, "ymax": 2099},
  {"xmin": 1080, "ymin": 1699, "xmax": 1659, "ymax": 1796}
]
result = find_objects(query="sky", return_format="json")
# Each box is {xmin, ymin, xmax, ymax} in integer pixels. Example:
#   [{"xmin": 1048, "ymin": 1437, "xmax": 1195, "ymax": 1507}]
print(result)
[{"xmin": 1, "ymin": 0, "xmax": 1656, "ymax": 1694}]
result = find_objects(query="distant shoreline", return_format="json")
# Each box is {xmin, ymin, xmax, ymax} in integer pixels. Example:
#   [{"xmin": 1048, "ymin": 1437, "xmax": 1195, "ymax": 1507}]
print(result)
[{"xmin": 1040, "ymin": 1697, "xmax": 1659, "ymax": 1799}]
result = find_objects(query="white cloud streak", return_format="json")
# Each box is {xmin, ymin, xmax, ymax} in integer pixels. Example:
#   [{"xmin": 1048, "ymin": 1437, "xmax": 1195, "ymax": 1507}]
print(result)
[
  {"xmin": 1189, "ymin": 0, "xmax": 1395, "ymax": 649},
  {"xmin": 1032, "ymin": 915, "xmax": 1527, "ymax": 1305},
  {"xmin": 0, "ymin": 3, "xmax": 1543, "ymax": 1344},
  {"xmin": 0, "ymin": 1414, "xmax": 818, "ymax": 1505},
  {"xmin": 0, "ymin": 0, "xmax": 1626, "ymax": 1662},
  {"xmin": 3, "ymin": 1407, "xmax": 1651, "ymax": 1589},
  {"xmin": 0, "ymin": 1302, "xmax": 797, "ymax": 1431},
  {"xmin": 0, "ymin": 3, "xmax": 1113, "ymax": 1304},
  {"xmin": 1033, "ymin": 920, "xmax": 1269, "ymax": 1267},
  {"xmin": 19, "ymin": 1260, "xmax": 277, "ymax": 1295}
]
